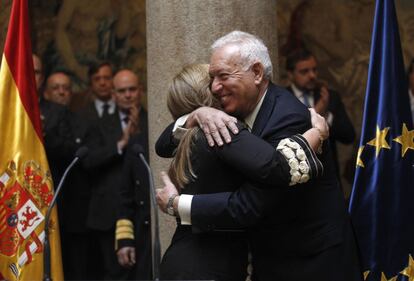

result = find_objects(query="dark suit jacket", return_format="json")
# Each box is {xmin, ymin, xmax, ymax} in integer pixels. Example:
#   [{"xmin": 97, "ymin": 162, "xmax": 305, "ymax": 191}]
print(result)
[
  {"xmin": 76, "ymin": 101, "xmax": 100, "ymax": 124},
  {"xmin": 287, "ymin": 86, "xmax": 356, "ymax": 179},
  {"xmin": 83, "ymin": 110, "xmax": 124, "ymax": 231},
  {"xmin": 40, "ymin": 98, "xmax": 76, "ymax": 185},
  {"xmin": 85, "ymin": 108, "xmax": 149, "ymax": 231},
  {"xmin": 59, "ymin": 110, "xmax": 94, "ymax": 233},
  {"xmin": 160, "ymin": 124, "xmax": 319, "ymax": 281},
  {"xmin": 156, "ymin": 82, "xmax": 362, "ymax": 281},
  {"xmin": 117, "ymin": 132, "xmax": 152, "ymax": 280}
]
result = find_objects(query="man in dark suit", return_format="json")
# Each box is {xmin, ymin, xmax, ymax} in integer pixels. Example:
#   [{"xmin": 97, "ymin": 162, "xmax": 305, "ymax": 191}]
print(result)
[
  {"xmin": 112, "ymin": 69, "xmax": 151, "ymax": 280},
  {"xmin": 43, "ymin": 71, "xmax": 73, "ymax": 106},
  {"xmin": 84, "ymin": 69, "xmax": 147, "ymax": 280},
  {"xmin": 286, "ymin": 48, "xmax": 355, "ymax": 184},
  {"xmin": 77, "ymin": 61, "xmax": 117, "ymax": 122},
  {"xmin": 115, "ymin": 133, "xmax": 151, "ymax": 280},
  {"xmin": 41, "ymin": 69, "xmax": 95, "ymax": 280},
  {"xmin": 32, "ymin": 54, "xmax": 75, "ymax": 185},
  {"xmin": 156, "ymin": 31, "xmax": 362, "ymax": 281}
]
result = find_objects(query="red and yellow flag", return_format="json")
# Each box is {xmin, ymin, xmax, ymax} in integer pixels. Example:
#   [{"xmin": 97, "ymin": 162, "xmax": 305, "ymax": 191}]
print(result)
[{"xmin": 0, "ymin": 0, "xmax": 63, "ymax": 280}]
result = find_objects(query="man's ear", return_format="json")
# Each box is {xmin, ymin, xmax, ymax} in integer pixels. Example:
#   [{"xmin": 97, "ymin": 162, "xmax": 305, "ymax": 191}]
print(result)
[{"xmin": 252, "ymin": 62, "xmax": 265, "ymax": 85}]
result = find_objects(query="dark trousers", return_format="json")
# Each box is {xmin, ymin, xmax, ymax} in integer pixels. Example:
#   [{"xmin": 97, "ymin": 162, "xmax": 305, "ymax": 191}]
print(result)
[
  {"xmin": 93, "ymin": 228, "xmax": 131, "ymax": 280},
  {"xmin": 61, "ymin": 231, "xmax": 91, "ymax": 280}
]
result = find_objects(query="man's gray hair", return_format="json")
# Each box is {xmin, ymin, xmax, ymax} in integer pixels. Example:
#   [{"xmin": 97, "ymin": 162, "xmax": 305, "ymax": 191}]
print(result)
[{"xmin": 211, "ymin": 31, "xmax": 273, "ymax": 80}]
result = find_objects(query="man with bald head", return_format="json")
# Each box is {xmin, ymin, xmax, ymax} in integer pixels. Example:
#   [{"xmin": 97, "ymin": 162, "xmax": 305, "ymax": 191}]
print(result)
[
  {"xmin": 112, "ymin": 69, "xmax": 147, "ymax": 147},
  {"xmin": 84, "ymin": 68, "xmax": 148, "ymax": 280},
  {"xmin": 110, "ymin": 69, "xmax": 151, "ymax": 279}
]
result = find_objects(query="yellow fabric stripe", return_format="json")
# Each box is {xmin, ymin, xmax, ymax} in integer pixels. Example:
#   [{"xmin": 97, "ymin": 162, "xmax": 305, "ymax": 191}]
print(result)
[
  {"xmin": 116, "ymin": 226, "xmax": 134, "ymax": 234},
  {"xmin": 116, "ymin": 219, "xmax": 134, "ymax": 227},
  {"xmin": 116, "ymin": 219, "xmax": 135, "ymax": 241},
  {"xmin": 116, "ymin": 233, "xmax": 135, "ymax": 240},
  {"xmin": 0, "ymin": 55, "xmax": 50, "ymax": 171},
  {"xmin": 0, "ymin": 56, "xmax": 63, "ymax": 281}
]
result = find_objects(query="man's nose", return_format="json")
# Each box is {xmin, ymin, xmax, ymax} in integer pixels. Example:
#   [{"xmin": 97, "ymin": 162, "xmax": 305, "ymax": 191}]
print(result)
[
  {"xmin": 57, "ymin": 86, "xmax": 66, "ymax": 95},
  {"xmin": 309, "ymin": 70, "xmax": 317, "ymax": 80},
  {"xmin": 211, "ymin": 78, "xmax": 222, "ymax": 93}
]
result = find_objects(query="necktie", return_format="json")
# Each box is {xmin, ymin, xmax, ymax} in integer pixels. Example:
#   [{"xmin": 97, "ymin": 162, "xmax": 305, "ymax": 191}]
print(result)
[
  {"xmin": 102, "ymin": 103, "xmax": 109, "ymax": 118},
  {"xmin": 302, "ymin": 91, "xmax": 311, "ymax": 108}
]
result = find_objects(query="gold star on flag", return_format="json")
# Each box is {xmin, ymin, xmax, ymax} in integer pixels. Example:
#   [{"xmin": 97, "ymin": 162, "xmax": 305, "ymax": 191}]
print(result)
[
  {"xmin": 357, "ymin": 146, "xmax": 365, "ymax": 168},
  {"xmin": 381, "ymin": 272, "xmax": 388, "ymax": 281},
  {"xmin": 393, "ymin": 123, "xmax": 414, "ymax": 157},
  {"xmin": 400, "ymin": 254, "xmax": 414, "ymax": 280},
  {"xmin": 363, "ymin": 271, "xmax": 370, "ymax": 280},
  {"xmin": 388, "ymin": 275, "xmax": 398, "ymax": 281},
  {"xmin": 367, "ymin": 126, "xmax": 391, "ymax": 157}
]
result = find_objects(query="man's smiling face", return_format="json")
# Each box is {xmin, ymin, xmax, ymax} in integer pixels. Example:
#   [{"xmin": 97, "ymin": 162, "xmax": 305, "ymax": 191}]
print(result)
[{"xmin": 209, "ymin": 44, "xmax": 260, "ymax": 119}]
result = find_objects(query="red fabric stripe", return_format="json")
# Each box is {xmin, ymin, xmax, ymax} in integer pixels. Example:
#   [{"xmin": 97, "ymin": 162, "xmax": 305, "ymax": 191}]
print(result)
[{"xmin": 3, "ymin": 0, "xmax": 43, "ymax": 141}]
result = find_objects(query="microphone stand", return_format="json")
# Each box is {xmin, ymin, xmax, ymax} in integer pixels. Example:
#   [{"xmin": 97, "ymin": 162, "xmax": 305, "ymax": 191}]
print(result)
[
  {"xmin": 43, "ymin": 155, "xmax": 82, "ymax": 281},
  {"xmin": 138, "ymin": 153, "xmax": 161, "ymax": 281}
]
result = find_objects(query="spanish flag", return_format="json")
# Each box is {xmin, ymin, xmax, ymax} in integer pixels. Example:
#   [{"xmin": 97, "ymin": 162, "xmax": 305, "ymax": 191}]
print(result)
[{"xmin": 0, "ymin": 0, "xmax": 63, "ymax": 280}]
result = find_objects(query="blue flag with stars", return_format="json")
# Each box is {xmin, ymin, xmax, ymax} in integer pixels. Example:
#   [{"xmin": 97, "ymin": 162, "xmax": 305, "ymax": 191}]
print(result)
[{"xmin": 349, "ymin": 0, "xmax": 414, "ymax": 280}]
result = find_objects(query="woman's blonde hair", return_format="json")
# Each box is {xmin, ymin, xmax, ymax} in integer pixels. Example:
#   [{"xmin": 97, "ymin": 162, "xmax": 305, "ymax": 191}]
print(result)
[{"xmin": 167, "ymin": 64, "xmax": 216, "ymax": 189}]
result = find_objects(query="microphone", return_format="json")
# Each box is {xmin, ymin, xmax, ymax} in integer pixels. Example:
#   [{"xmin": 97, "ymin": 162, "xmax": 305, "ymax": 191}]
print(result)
[
  {"xmin": 132, "ymin": 144, "xmax": 161, "ymax": 281},
  {"xmin": 43, "ymin": 146, "xmax": 89, "ymax": 281},
  {"xmin": 74, "ymin": 146, "xmax": 88, "ymax": 159}
]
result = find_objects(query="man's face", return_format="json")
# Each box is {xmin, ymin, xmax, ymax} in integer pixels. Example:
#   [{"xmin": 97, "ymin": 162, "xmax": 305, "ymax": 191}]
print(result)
[
  {"xmin": 90, "ymin": 65, "xmax": 113, "ymax": 101},
  {"xmin": 289, "ymin": 56, "xmax": 318, "ymax": 91},
  {"xmin": 113, "ymin": 71, "xmax": 141, "ymax": 113},
  {"xmin": 44, "ymin": 73, "xmax": 72, "ymax": 106},
  {"xmin": 209, "ymin": 45, "xmax": 259, "ymax": 119},
  {"xmin": 32, "ymin": 55, "xmax": 44, "ymax": 91}
]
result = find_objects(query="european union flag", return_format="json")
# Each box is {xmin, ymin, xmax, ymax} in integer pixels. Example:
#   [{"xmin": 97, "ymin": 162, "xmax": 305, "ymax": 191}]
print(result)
[{"xmin": 348, "ymin": 0, "xmax": 414, "ymax": 280}]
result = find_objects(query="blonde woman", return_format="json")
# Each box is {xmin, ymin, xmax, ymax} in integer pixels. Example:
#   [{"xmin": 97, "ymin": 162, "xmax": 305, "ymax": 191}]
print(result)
[{"xmin": 158, "ymin": 64, "xmax": 328, "ymax": 281}]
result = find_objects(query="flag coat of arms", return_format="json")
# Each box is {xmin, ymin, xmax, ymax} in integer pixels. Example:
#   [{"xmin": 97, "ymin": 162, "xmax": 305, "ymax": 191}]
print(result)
[
  {"xmin": 0, "ymin": 0, "xmax": 63, "ymax": 280},
  {"xmin": 349, "ymin": 0, "xmax": 414, "ymax": 280}
]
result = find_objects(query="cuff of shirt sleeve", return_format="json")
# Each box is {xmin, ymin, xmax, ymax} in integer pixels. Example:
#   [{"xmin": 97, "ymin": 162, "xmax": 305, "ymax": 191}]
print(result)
[
  {"xmin": 173, "ymin": 114, "xmax": 189, "ymax": 132},
  {"xmin": 178, "ymin": 194, "xmax": 193, "ymax": 225},
  {"xmin": 173, "ymin": 115, "xmax": 189, "ymax": 141}
]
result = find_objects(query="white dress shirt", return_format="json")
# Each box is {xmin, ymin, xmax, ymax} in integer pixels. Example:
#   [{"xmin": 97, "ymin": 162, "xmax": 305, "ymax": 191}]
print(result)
[
  {"xmin": 290, "ymin": 83, "xmax": 333, "ymax": 126},
  {"xmin": 94, "ymin": 98, "xmax": 116, "ymax": 117}
]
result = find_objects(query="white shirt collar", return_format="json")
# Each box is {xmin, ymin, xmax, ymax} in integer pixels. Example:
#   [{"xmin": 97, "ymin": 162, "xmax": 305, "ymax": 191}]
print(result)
[
  {"xmin": 118, "ymin": 110, "xmax": 129, "ymax": 130},
  {"xmin": 291, "ymin": 83, "xmax": 303, "ymax": 99},
  {"xmin": 94, "ymin": 98, "xmax": 116, "ymax": 117},
  {"xmin": 291, "ymin": 83, "xmax": 314, "ymax": 107},
  {"xmin": 244, "ymin": 89, "xmax": 268, "ymax": 131}
]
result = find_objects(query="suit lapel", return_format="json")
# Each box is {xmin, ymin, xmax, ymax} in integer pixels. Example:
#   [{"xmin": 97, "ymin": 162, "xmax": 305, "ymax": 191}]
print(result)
[
  {"xmin": 251, "ymin": 83, "xmax": 277, "ymax": 137},
  {"xmin": 107, "ymin": 109, "xmax": 123, "ymax": 138},
  {"xmin": 286, "ymin": 85, "xmax": 294, "ymax": 95}
]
